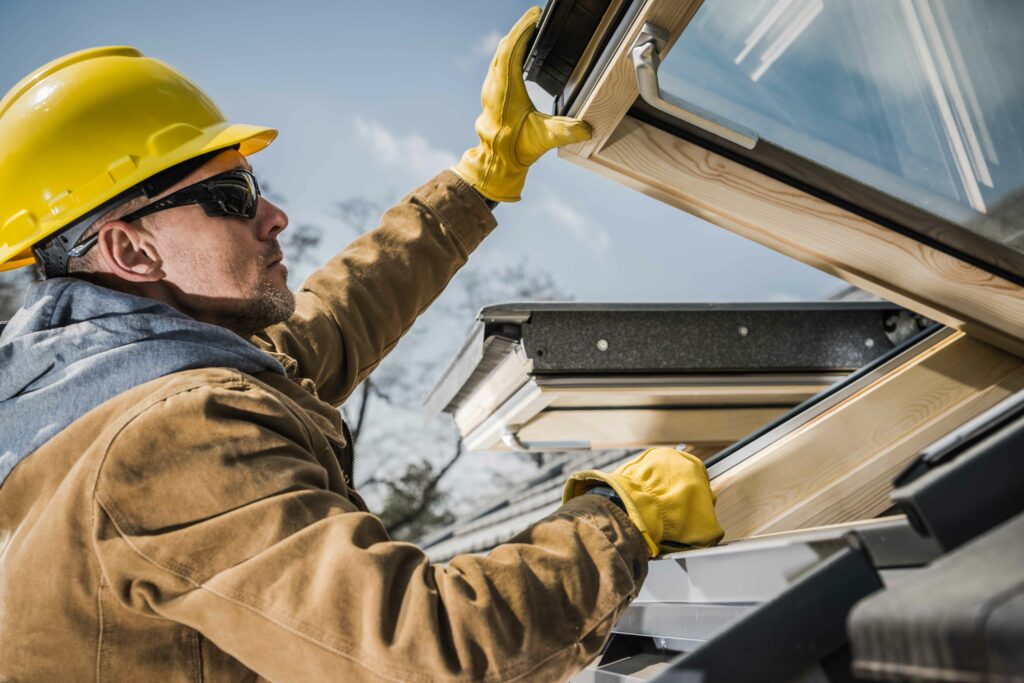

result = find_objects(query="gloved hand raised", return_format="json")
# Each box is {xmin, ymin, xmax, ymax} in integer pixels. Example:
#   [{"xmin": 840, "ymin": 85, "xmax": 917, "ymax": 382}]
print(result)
[
  {"xmin": 453, "ymin": 6, "xmax": 592, "ymax": 202},
  {"xmin": 563, "ymin": 447, "xmax": 724, "ymax": 558}
]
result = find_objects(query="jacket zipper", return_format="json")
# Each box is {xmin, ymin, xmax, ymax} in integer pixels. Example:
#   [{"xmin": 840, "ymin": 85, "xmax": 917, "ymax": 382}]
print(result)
[{"xmin": 340, "ymin": 419, "xmax": 356, "ymax": 485}]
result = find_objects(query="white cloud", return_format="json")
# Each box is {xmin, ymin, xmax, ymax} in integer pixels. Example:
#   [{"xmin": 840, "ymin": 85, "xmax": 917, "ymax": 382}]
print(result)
[
  {"xmin": 472, "ymin": 31, "xmax": 503, "ymax": 60},
  {"xmin": 353, "ymin": 118, "xmax": 459, "ymax": 181},
  {"xmin": 537, "ymin": 194, "xmax": 610, "ymax": 256}
]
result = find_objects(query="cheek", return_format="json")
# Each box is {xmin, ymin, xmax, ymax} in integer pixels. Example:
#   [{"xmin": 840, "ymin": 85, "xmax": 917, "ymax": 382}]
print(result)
[{"xmin": 163, "ymin": 230, "xmax": 256, "ymax": 295}]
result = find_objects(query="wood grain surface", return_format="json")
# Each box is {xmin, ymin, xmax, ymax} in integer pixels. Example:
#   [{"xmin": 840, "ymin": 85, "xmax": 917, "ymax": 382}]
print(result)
[{"xmin": 707, "ymin": 332, "xmax": 1024, "ymax": 541}]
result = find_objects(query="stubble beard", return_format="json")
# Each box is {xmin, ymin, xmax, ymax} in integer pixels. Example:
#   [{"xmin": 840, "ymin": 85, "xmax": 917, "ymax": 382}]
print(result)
[{"xmin": 217, "ymin": 262, "xmax": 296, "ymax": 338}]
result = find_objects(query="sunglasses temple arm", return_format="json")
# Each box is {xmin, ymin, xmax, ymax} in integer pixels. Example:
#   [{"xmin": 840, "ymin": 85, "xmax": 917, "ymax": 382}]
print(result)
[{"xmin": 66, "ymin": 232, "xmax": 101, "ymax": 258}]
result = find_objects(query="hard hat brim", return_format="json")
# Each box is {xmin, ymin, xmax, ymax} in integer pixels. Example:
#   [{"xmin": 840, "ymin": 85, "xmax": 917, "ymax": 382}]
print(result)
[
  {"xmin": 0, "ymin": 249, "xmax": 35, "ymax": 272},
  {"xmin": 210, "ymin": 123, "xmax": 278, "ymax": 158}
]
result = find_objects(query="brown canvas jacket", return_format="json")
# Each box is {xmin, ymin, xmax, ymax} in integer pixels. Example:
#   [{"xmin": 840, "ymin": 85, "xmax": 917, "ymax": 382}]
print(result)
[{"xmin": 0, "ymin": 172, "xmax": 649, "ymax": 682}]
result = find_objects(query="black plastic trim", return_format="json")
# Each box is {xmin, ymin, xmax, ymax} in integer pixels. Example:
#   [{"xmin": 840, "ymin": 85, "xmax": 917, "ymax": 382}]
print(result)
[
  {"xmin": 892, "ymin": 396, "xmax": 1024, "ymax": 552},
  {"xmin": 526, "ymin": 0, "xmax": 615, "ymax": 97}
]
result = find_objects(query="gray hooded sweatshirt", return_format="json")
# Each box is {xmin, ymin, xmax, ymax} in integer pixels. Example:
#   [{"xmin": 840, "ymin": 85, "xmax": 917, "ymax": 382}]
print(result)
[{"xmin": 0, "ymin": 278, "xmax": 284, "ymax": 485}]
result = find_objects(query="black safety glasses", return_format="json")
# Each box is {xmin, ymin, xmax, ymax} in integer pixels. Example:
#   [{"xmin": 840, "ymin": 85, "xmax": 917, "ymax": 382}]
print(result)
[{"xmin": 67, "ymin": 169, "xmax": 261, "ymax": 259}]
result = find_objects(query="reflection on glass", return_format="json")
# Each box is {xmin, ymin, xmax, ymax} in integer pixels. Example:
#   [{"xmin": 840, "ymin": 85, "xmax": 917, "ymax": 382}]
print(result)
[{"xmin": 661, "ymin": 0, "xmax": 1024, "ymax": 252}]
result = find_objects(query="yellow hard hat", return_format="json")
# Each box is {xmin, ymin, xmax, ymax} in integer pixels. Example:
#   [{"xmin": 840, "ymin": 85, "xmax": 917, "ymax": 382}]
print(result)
[{"xmin": 0, "ymin": 46, "xmax": 277, "ymax": 273}]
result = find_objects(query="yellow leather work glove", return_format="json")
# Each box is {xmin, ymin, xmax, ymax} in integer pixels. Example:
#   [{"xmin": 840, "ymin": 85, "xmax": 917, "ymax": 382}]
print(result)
[
  {"xmin": 563, "ymin": 448, "xmax": 724, "ymax": 558},
  {"xmin": 453, "ymin": 6, "xmax": 592, "ymax": 202}
]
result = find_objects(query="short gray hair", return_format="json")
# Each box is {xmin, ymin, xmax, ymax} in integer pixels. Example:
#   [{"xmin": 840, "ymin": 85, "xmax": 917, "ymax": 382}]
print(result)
[{"xmin": 66, "ymin": 194, "xmax": 150, "ymax": 275}]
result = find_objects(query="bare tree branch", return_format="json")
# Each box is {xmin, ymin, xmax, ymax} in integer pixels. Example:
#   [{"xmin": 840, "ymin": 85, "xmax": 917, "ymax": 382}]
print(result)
[
  {"xmin": 279, "ymin": 222, "xmax": 323, "ymax": 268},
  {"xmin": 384, "ymin": 434, "xmax": 465, "ymax": 537},
  {"xmin": 351, "ymin": 379, "xmax": 373, "ymax": 442}
]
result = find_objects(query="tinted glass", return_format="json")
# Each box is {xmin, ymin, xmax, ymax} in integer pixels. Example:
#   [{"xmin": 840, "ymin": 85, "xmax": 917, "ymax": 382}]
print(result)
[
  {"xmin": 209, "ymin": 172, "xmax": 259, "ymax": 217},
  {"xmin": 660, "ymin": 0, "xmax": 1024, "ymax": 257}
]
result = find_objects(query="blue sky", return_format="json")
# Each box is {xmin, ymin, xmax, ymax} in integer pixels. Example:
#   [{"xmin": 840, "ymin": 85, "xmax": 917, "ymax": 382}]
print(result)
[{"xmin": 1, "ymin": 0, "xmax": 843, "ymax": 303}]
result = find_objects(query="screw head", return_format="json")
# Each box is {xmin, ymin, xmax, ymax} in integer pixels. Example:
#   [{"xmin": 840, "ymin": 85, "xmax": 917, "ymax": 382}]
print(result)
[
  {"xmin": 738, "ymin": 326, "xmax": 749, "ymax": 337},
  {"xmin": 865, "ymin": 338, "xmax": 875, "ymax": 348},
  {"xmin": 596, "ymin": 339, "xmax": 609, "ymax": 352}
]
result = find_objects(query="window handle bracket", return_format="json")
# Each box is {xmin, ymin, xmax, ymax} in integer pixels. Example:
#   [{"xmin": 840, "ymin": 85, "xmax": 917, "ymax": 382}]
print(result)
[{"xmin": 631, "ymin": 23, "xmax": 759, "ymax": 150}]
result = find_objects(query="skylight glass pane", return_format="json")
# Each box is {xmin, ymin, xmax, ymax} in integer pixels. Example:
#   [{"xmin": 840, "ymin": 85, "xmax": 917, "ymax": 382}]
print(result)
[{"xmin": 660, "ymin": 0, "xmax": 1024, "ymax": 256}]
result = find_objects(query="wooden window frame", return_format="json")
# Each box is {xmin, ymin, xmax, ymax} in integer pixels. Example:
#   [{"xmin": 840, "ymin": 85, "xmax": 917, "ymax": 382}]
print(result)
[
  {"xmin": 712, "ymin": 330, "xmax": 1024, "ymax": 540},
  {"xmin": 559, "ymin": 0, "xmax": 1024, "ymax": 356}
]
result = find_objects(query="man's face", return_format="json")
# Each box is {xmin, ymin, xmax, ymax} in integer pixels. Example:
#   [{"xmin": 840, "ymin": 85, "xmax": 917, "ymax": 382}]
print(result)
[{"xmin": 127, "ymin": 149, "xmax": 295, "ymax": 336}]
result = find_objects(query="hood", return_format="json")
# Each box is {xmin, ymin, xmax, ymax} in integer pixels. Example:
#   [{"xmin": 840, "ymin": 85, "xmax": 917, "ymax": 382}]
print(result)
[{"xmin": 0, "ymin": 278, "xmax": 284, "ymax": 485}]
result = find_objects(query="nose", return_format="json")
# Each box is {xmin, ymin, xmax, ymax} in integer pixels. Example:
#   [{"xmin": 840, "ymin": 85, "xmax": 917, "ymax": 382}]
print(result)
[{"xmin": 257, "ymin": 196, "xmax": 288, "ymax": 242}]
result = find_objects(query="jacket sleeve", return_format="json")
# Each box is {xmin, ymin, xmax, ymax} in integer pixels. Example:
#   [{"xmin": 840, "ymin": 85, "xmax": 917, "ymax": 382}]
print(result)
[
  {"xmin": 255, "ymin": 171, "xmax": 497, "ymax": 406},
  {"xmin": 91, "ymin": 379, "xmax": 648, "ymax": 683}
]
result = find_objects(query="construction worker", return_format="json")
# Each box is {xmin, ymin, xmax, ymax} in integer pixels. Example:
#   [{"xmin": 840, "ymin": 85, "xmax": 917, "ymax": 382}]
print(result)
[{"xmin": 0, "ymin": 8, "xmax": 723, "ymax": 682}]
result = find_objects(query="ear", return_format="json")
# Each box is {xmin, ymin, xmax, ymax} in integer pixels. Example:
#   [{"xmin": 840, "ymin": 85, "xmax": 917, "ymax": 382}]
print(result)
[{"xmin": 96, "ymin": 220, "xmax": 165, "ymax": 282}]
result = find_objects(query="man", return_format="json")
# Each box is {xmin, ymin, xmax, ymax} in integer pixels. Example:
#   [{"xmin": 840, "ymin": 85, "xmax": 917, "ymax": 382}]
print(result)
[{"xmin": 0, "ymin": 8, "xmax": 723, "ymax": 681}]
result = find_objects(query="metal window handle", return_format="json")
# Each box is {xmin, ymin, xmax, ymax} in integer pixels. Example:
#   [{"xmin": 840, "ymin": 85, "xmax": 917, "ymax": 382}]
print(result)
[{"xmin": 632, "ymin": 23, "xmax": 758, "ymax": 150}]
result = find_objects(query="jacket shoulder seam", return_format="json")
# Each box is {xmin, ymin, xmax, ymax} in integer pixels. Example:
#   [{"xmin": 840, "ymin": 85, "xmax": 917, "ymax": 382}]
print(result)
[
  {"xmin": 89, "ymin": 371, "xmax": 325, "ymax": 576},
  {"xmin": 89, "ymin": 370, "xmax": 258, "ymax": 503}
]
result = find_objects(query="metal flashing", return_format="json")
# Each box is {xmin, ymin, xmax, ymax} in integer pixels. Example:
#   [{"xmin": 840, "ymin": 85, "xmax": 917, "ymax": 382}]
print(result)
[{"xmin": 571, "ymin": 517, "xmax": 937, "ymax": 681}]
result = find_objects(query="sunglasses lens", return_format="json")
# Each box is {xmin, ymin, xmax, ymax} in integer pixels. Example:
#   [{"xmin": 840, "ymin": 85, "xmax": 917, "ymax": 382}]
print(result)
[{"xmin": 207, "ymin": 172, "xmax": 258, "ymax": 218}]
